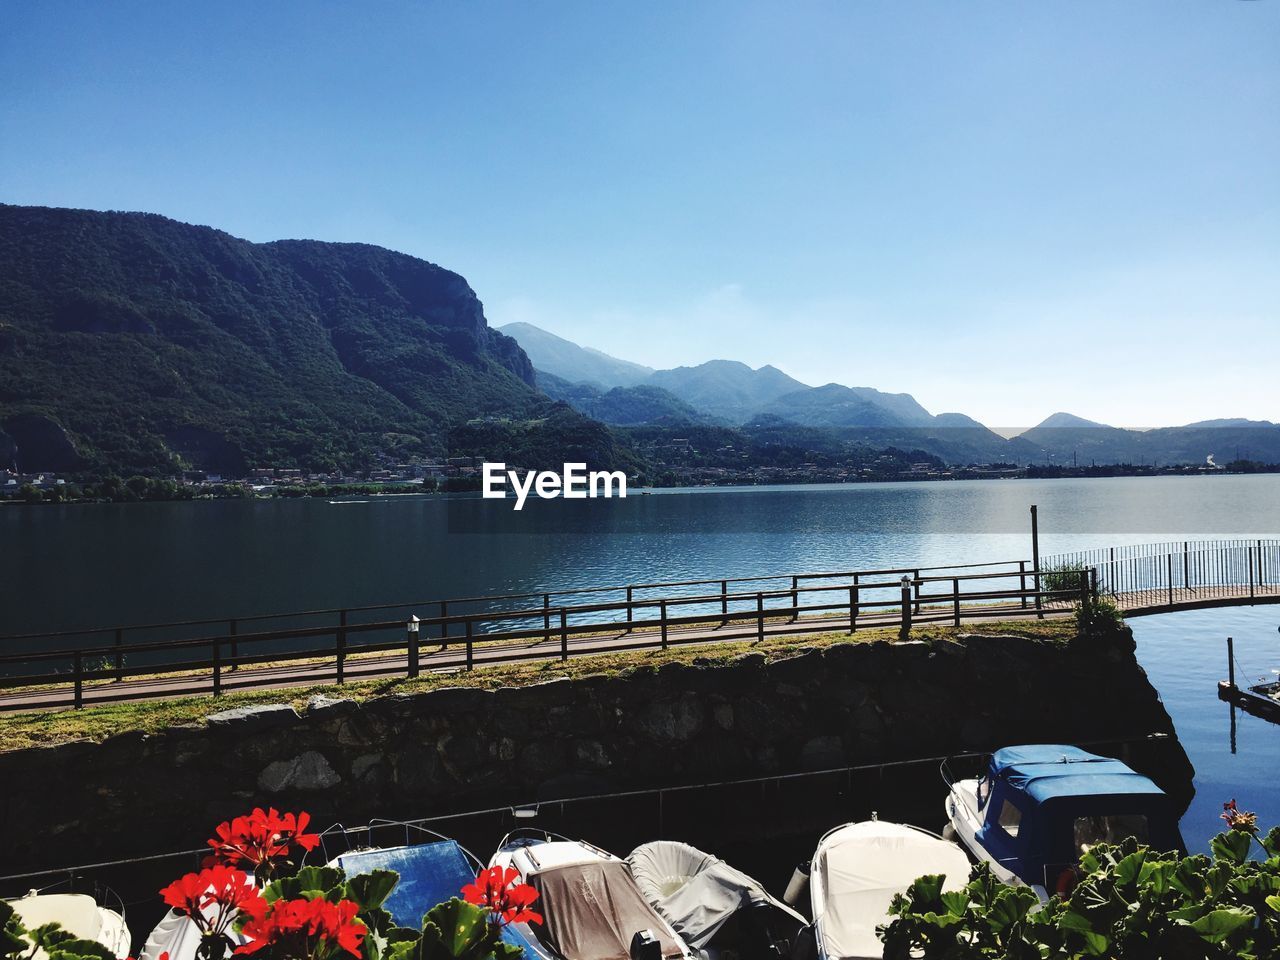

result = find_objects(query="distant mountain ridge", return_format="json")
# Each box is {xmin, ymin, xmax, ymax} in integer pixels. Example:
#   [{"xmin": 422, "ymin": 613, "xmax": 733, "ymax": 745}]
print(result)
[
  {"xmin": 501, "ymin": 323, "xmax": 1280, "ymax": 466},
  {"xmin": 498, "ymin": 321, "xmax": 653, "ymax": 388}
]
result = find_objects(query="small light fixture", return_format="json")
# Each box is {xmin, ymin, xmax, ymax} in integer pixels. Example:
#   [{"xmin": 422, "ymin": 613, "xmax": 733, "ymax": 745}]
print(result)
[{"xmin": 407, "ymin": 615, "xmax": 420, "ymax": 634}]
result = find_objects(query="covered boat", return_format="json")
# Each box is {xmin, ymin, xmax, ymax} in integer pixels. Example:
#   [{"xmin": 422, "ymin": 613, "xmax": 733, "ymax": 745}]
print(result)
[
  {"xmin": 491, "ymin": 830, "xmax": 694, "ymax": 960},
  {"xmin": 334, "ymin": 836, "xmax": 550, "ymax": 960},
  {"xmin": 8, "ymin": 890, "xmax": 132, "ymax": 960},
  {"xmin": 626, "ymin": 841, "xmax": 805, "ymax": 960},
  {"xmin": 809, "ymin": 820, "xmax": 970, "ymax": 960},
  {"xmin": 943, "ymin": 744, "xmax": 1183, "ymax": 899}
]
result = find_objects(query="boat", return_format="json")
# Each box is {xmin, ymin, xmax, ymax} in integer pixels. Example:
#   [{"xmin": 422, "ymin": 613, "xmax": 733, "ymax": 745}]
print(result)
[
  {"xmin": 7, "ymin": 888, "xmax": 132, "ymax": 959},
  {"xmin": 1218, "ymin": 670, "xmax": 1280, "ymax": 723},
  {"xmin": 808, "ymin": 819, "xmax": 970, "ymax": 960},
  {"xmin": 626, "ymin": 841, "xmax": 806, "ymax": 960},
  {"xmin": 326, "ymin": 824, "xmax": 550, "ymax": 960},
  {"xmin": 942, "ymin": 744, "xmax": 1183, "ymax": 900},
  {"xmin": 491, "ymin": 829, "xmax": 695, "ymax": 960}
]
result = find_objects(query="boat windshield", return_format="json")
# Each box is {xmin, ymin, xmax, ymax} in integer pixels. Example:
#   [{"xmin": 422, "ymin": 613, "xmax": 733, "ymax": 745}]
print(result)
[{"xmin": 1074, "ymin": 814, "xmax": 1150, "ymax": 854}]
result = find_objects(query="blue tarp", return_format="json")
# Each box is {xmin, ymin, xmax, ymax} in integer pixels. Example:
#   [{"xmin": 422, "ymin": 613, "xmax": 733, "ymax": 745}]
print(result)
[
  {"xmin": 337, "ymin": 841, "xmax": 547, "ymax": 960},
  {"xmin": 989, "ymin": 745, "xmax": 1165, "ymax": 804}
]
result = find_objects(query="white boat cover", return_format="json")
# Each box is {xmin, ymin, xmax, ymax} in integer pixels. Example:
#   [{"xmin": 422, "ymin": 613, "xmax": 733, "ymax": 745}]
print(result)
[
  {"xmin": 813, "ymin": 822, "xmax": 971, "ymax": 960},
  {"xmin": 8, "ymin": 894, "xmax": 131, "ymax": 960},
  {"xmin": 627, "ymin": 842, "xmax": 804, "ymax": 952}
]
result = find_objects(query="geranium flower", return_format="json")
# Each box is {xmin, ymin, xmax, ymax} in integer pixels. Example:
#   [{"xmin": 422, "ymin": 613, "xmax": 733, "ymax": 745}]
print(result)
[
  {"xmin": 206, "ymin": 808, "xmax": 321, "ymax": 877},
  {"xmin": 236, "ymin": 896, "xmax": 366, "ymax": 960},
  {"xmin": 462, "ymin": 866, "xmax": 543, "ymax": 926},
  {"xmin": 160, "ymin": 866, "xmax": 265, "ymax": 940},
  {"xmin": 1222, "ymin": 798, "xmax": 1258, "ymax": 833}
]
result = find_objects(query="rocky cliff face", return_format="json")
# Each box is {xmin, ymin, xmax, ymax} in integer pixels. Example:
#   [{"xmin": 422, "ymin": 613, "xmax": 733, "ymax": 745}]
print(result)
[{"xmin": 0, "ymin": 631, "xmax": 1193, "ymax": 874}]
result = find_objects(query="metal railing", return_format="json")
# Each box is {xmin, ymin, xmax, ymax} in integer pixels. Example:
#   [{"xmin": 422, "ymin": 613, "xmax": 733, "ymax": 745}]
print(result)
[{"xmin": 0, "ymin": 559, "xmax": 1094, "ymax": 711}]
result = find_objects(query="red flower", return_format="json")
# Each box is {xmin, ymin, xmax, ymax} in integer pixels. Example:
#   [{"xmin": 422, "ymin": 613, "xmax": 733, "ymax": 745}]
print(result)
[
  {"xmin": 462, "ymin": 866, "xmax": 543, "ymax": 926},
  {"xmin": 236, "ymin": 897, "xmax": 366, "ymax": 960},
  {"xmin": 160, "ymin": 866, "xmax": 265, "ymax": 938},
  {"xmin": 206, "ymin": 808, "xmax": 321, "ymax": 875}
]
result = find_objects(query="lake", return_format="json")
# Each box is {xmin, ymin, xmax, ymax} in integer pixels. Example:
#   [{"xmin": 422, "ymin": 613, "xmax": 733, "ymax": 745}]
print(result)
[
  {"xmin": 4, "ymin": 474, "xmax": 1279, "ymax": 636},
  {"xmin": 2, "ymin": 473, "xmax": 1279, "ymax": 853}
]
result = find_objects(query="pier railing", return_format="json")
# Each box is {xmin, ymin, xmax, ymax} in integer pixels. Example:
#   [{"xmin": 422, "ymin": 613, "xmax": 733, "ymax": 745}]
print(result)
[
  {"xmin": 1044, "ymin": 539, "xmax": 1280, "ymax": 610},
  {"xmin": 0, "ymin": 558, "xmax": 1093, "ymax": 711}
]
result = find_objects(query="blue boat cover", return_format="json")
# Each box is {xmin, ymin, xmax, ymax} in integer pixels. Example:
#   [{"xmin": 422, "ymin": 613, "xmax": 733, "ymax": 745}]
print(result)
[
  {"xmin": 989, "ymin": 745, "xmax": 1165, "ymax": 804},
  {"xmin": 337, "ymin": 841, "xmax": 547, "ymax": 960}
]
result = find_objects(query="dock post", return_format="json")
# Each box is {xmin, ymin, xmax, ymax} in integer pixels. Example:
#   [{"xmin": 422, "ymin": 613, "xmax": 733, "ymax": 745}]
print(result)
[
  {"xmin": 336, "ymin": 609, "xmax": 347, "ymax": 684},
  {"xmin": 660, "ymin": 599, "xmax": 668, "ymax": 650},
  {"xmin": 407, "ymin": 616, "xmax": 420, "ymax": 678},
  {"xmin": 212, "ymin": 638, "xmax": 221, "ymax": 697},
  {"xmin": 1031, "ymin": 505, "xmax": 1043, "ymax": 619},
  {"xmin": 560, "ymin": 608, "xmax": 568, "ymax": 662},
  {"xmin": 900, "ymin": 576, "xmax": 912, "ymax": 639},
  {"xmin": 1227, "ymin": 636, "xmax": 1235, "ymax": 689}
]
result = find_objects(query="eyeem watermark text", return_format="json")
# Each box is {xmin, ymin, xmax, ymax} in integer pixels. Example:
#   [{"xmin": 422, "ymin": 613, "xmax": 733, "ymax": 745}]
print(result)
[{"xmin": 482, "ymin": 462, "xmax": 627, "ymax": 511}]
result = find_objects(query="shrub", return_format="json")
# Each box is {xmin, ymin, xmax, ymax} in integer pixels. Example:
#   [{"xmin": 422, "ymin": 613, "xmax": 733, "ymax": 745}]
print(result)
[{"xmin": 880, "ymin": 803, "xmax": 1280, "ymax": 959}]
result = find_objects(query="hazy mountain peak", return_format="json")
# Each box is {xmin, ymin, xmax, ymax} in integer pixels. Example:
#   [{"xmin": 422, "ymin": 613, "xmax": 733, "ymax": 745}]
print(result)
[
  {"xmin": 1032, "ymin": 411, "xmax": 1115, "ymax": 431},
  {"xmin": 498, "ymin": 322, "xmax": 653, "ymax": 389}
]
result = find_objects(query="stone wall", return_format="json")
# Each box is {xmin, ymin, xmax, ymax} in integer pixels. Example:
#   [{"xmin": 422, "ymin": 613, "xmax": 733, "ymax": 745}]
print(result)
[{"xmin": 2, "ymin": 631, "xmax": 1193, "ymax": 874}]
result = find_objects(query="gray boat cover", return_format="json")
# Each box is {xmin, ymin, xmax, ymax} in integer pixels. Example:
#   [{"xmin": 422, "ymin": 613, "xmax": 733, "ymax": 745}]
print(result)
[
  {"xmin": 529, "ymin": 859, "xmax": 685, "ymax": 960},
  {"xmin": 627, "ymin": 841, "xmax": 804, "ymax": 952}
]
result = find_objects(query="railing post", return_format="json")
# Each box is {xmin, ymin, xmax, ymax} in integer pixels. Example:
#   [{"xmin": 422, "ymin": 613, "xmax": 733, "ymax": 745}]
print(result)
[
  {"xmin": 952, "ymin": 577, "xmax": 961, "ymax": 627},
  {"xmin": 1019, "ymin": 560, "xmax": 1028, "ymax": 610},
  {"xmin": 73, "ymin": 649, "xmax": 83, "ymax": 709},
  {"xmin": 113, "ymin": 627, "xmax": 123, "ymax": 682},
  {"xmin": 720, "ymin": 580, "xmax": 728, "ymax": 626},
  {"xmin": 1031, "ymin": 505, "xmax": 1043, "ymax": 619},
  {"xmin": 1079, "ymin": 568, "xmax": 1089, "ymax": 610},
  {"xmin": 336, "ymin": 609, "xmax": 347, "ymax": 684},
  {"xmin": 543, "ymin": 593, "xmax": 551, "ymax": 637},
  {"xmin": 900, "ymin": 576, "xmax": 913, "ymax": 639},
  {"xmin": 790, "ymin": 576, "xmax": 799, "ymax": 623},
  {"xmin": 1249, "ymin": 546, "xmax": 1256, "ymax": 601},
  {"xmin": 560, "ymin": 608, "xmax": 568, "ymax": 662},
  {"xmin": 465, "ymin": 619, "xmax": 474, "ymax": 671},
  {"xmin": 439, "ymin": 600, "xmax": 448, "ymax": 646},
  {"xmin": 407, "ymin": 616, "xmax": 420, "ymax": 678},
  {"xmin": 660, "ymin": 599, "xmax": 669, "ymax": 650},
  {"xmin": 1184, "ymin": 541, "xmax": 1190, "ymax": 593},
  {"xmin": 1167, "ymin": 553, "xmax": 1174, "ymax": 606},
  {"xmin": 626, "ymin": 586, "xmax": 634, "ymax": 630},
  {"xmin": 212, "ymin": 638, "xmax": 221, "ymax": 697},
  {"xmin": 756, "ymin": 592, "xmax": 764, "ymax": 643},
  {"xmin": 848, "ymin": 577, "xmax": 858, "ymax": 634},
  {"xmin": 912, "ymin": 569, "xmax": 921, "ymax": 614},
  {"xmin": 228, "ymin": 619, "xmax": 238, "ymax": 671}
]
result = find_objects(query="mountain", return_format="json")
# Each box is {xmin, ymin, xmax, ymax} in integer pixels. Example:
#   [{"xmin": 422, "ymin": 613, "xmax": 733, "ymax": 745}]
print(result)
[
  {"xmin": 761, "ymin": 383, "xmax": 924, "ymax": 429},
  {"xmin": 535, "ymin": 370, "xmax": 712, "ymax": 426},
  {"xmin": 0, "ymin": 204, "xmax": 554, "ymax": 475},
  {"xmin": 647, "ymin": 360, "xmax": 809, "ymax": 423},
  {"xmin": 498, "ymin": 321, "xmax": 653, "ymax": 389},
  {"xmin": 1020, "ymin": 412, "xmax": 1280, "ymax": 465}
]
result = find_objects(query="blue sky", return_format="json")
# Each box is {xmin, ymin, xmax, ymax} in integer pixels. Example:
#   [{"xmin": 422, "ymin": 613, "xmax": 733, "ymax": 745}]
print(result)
[{"xmin": 1, "ymin": 1, "xmax": 1276, "ymax": 428}]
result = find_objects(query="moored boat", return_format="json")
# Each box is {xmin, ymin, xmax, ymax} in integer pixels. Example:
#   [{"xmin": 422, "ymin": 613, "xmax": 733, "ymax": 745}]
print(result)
[
  {"xmin": 491, "ymin": 829, "xmax": 695, "ymax": 960},
  {"xmin": 943, "ymin": 744, "xmax": 1183, "ymax": 900},
  {"xmin": 7, "ymin": 889, "xmax": 132, "ymax": 960},
  {"xmin": 627, "ymin": 841, "xmax": 806, "ymax": 960},
  {"xmin": 808, "ymin": 819, "xmax": 970, "ymax": 960}
]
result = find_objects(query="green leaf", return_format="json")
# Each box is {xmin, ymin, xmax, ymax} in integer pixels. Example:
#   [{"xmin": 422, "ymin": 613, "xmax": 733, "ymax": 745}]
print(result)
[
  {"xmin": 1188, "ymin": 907, "xmax": 1255, "ymax": 944},
  {"xmin": 44, "ymin": 938, "xmax": 118, "ymax": 960},
  {"xmin": 346, "ymin": 870, "xmax": 401, "ymax": 912},
  {"xmin": 1211, "ymin": 829, "xmax": 1253, "ymax": 866}
]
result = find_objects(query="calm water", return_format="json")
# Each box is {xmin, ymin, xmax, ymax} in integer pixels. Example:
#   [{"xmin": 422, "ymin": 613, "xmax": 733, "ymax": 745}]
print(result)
[
  {"xmin": 1130, "ymin": 605, "xmax": 1280, "ymax": 852},
  {"xmin": 3, "ymin": 474, "xmax": 1278, "ymax": 635}
]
